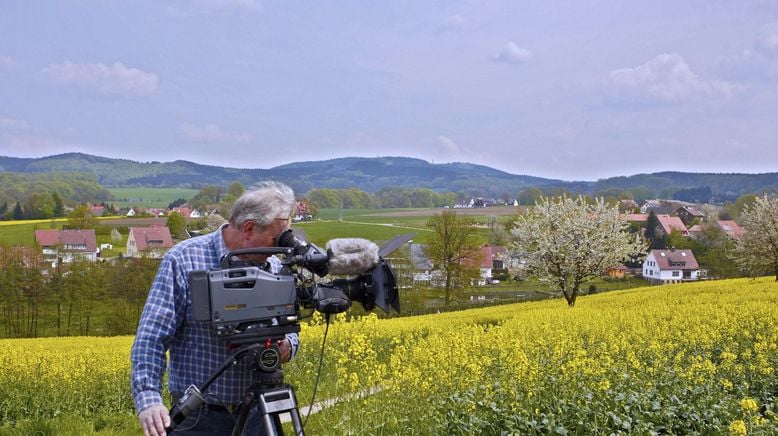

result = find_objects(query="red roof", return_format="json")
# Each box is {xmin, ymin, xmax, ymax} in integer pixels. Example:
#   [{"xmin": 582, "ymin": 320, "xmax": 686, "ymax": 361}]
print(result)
[
  {"xmin": 717, "ymin": 220, "xmax": 744, "ymax": 238},
  {"xmin": 129, "ymin": 226, "xmax": 174, "ymax": 252},
  {"xmin": 656, "ymin": 214, "xmax": 689, "ymax": 236},
  {"xmin": 34, "ymin": 229, "xmax": 97, "ymax": 252},
  {"xmin": 649, "ymin": 249, "xmax": 699, "ymax": 270},
  {"xmin": 625, "ymin": 213, "xmax": 648, "ymax": 222}
]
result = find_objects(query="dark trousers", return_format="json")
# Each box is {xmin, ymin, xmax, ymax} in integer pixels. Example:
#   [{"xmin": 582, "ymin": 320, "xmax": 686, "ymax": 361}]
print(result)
[{"xmin": 171, "ymin": 404, "xmax": 264, "ymax": 436}]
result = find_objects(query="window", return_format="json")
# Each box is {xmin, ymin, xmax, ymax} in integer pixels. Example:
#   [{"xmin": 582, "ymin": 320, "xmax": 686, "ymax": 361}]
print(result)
[{"xmin": 672, "ymin": 271, "xmax": 680, "ymax": 277}]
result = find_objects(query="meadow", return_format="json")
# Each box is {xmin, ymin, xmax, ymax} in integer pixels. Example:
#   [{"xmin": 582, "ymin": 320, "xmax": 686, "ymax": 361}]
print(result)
[
  {"xmin": 1, "ymin": 278, "xmax": 776, "ymax": 435},
  {"xmin": 107, "ymin": 187, "xmax": 199, "ymax": 209}
]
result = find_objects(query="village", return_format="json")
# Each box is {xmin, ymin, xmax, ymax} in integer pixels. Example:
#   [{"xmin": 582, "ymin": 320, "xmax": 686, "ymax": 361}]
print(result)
[{"xmin": 30, "ymin": 196, "xmax": 746, "ymax": 290}]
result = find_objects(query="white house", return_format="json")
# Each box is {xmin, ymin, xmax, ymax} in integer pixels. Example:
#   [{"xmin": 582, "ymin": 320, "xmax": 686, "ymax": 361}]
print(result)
[
  {"xmin": 126, "ymin": 226, "xmax": 174, "ymax": 258},
  {"xmin": 642, "ymin": 249, "xmax": 703, "ymax": 285},
  {"xmin": 34, "ymin": 229, "xmax": 98, "ymax": 264}
]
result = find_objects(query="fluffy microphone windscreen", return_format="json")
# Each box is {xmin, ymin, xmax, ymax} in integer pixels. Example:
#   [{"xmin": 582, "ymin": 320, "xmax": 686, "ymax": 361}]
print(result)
[{"xmin": 326, "ymin": 238, "xmax": 380, "ymax": 275}]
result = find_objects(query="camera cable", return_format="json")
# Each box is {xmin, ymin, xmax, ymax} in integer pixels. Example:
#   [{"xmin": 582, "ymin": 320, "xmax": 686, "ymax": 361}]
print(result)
[{"xmin": 301, "ymin": 313, "xmax": 332, "ymax": 430}]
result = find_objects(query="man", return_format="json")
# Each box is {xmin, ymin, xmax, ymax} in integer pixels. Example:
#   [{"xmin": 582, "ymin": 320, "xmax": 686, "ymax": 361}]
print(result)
[{"xmin": 131, "ymin": 181, "xmax": 300, "ymax": 436}]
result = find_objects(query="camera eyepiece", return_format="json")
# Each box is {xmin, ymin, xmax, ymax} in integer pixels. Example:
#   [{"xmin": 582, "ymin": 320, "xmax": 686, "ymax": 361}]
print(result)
[{"xmin": 276, "ymin": 229, "xmax": 330, "ymax": 277}]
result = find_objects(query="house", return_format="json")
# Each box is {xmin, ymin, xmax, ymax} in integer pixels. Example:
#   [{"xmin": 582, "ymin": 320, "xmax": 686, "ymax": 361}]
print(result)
[
  {"xmin": 126, "ymin": 226, "xmax": 174, "ymax": 258},
  {"xmin": 717, "ymin": 220, "xmax": 745, "ymax": 239},
  {"xmin": 676, "ymin": 206, "xmax": 706, "ymax": 226},
  {"xmin": 34, "ymin": 229, "xmax": 98, "ymax": 264},
  {"xmin": 619, "ymin": 199, "xmax": 640, "ymax": 213},
  {"xmin": 625, "ymin": 213, "xmax": 648, "ymax": 223},
  {"xmin": 465, "ymin": 245, "xmax": 506, "ymax": 285},
  {"xmin": 640, "ymin": 200, "xmax": 675, "ymax": 215},
  {"xmin": 656, "ymin": 214, "xmax": 690, "ymax": 237},
  {"xmin": 89, "ymin": 204, "xmax": 106, "ymax": 217},
  {"xmin": 126, "ymin": 208, "xmax": 136, "ymax": 217},
  {"xmin": 642, "ymin": 249, "xmax": 702, "ymax": 285},
  {"xmin": 293, "ymin": 200, "xmax": 313, "ymax": 222},
  {"xmin": 604, "ymin": 265, "xmax": 628, "ymax": 279}
]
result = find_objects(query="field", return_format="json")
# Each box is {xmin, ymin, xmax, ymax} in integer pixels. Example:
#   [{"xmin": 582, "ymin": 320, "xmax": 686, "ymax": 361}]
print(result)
[
  {"xmin": 107, "ymin": 187, "xmax": 199, "ymax": 209},
  {"xmin": 1, "ymin": 278, "xmax": 776, "ymax": 435}
]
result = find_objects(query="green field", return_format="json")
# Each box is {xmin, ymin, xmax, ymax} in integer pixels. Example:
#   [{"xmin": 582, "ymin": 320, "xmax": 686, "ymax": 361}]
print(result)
[{"xmin": 107, "ymin": 187, "xmax": 199, "ymax": 208}]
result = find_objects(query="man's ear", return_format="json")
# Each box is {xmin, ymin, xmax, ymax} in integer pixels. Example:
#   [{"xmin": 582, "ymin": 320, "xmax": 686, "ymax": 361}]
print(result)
[{"xmin": 242, "ymin": 220, "xmax": 256, "ymax": 239}]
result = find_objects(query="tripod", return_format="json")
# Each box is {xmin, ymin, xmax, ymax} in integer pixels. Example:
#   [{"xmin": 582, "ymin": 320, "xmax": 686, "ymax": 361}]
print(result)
[
  {"xmin": 233, "ymin": 368, "xmax": 303, "ymax": 436},
  {"xmin": 167, "ymin": 339, "xmax": 305, "ymax": 436}
]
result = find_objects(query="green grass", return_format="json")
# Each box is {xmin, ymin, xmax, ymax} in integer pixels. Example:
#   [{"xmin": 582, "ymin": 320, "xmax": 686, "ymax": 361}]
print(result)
[
  {"xmin": 294, "ymin": 220, "xmax": 431, "ymax": 245},
  {"xmin": 107, "ymin": 187, "xmax": 199, "ymax": 208},
  {"xmin": 0, "ymin": 220, "xmax": 62, "ymax": 245},
  {"xmin": 0, "ymin": 219, "xmax": 129, "ymax": 252}
]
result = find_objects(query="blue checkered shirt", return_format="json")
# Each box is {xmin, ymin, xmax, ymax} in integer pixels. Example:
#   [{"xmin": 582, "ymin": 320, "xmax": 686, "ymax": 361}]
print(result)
[{"xmin": 130, "ymin": 225, "xmax": 300, "ymax": 413}]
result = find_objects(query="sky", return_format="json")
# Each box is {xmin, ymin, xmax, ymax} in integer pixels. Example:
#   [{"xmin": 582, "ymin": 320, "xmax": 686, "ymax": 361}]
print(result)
[{"xmin": 2, "ymin": 1, "xmax": 778, "ymax": 182}]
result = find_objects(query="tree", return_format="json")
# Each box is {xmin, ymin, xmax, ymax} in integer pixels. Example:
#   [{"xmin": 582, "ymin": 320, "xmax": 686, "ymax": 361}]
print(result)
[
  {"xmin": 425, "ymin": 211, "xmax": 481, "ymax": 307},
  {"xmin": 52, "ymin": 192, "xmax": 65, "ymax": 218},
  {"xmin": 66, "ymin": 204, "xmax": 98, "ymax": 229},
  {"xmin": 166, "ymin": 211, "xmax": 187, "ymax": 239},
  {"xmin": 12, "ymin": 201, "xmax": 24, "ymax": 220},
  {"xmin": 645, "ymin": 210, "xmax": 667, "ymax": 249},
  {"xmin": 731, "ymin": 195, "xmax": 778, "ymax": 280},
  {"xmin": 510, "ymin": 196, "xmax": 646, "ymax": 307}
]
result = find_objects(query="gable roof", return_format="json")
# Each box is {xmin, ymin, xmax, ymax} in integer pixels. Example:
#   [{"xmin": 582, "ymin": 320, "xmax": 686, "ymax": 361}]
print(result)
[
  {"xmin": 656, "ymin": 214, "xmax": 689, "ymax": 236},
  {"xmin": 717, "ymin": 220, "xmax": 744, "ymax": 239},
  {"xmin": 648, "ymin": 249, "xmax": 699, "ymax": 270},
  {"xmin": 677, "ymin": 206, "xmax": 705, "ymax": 217},
  {"xmin": 129, "ymin": 226, "xmax": 174, "ymax": 252},
  {"xmin": 34, "ymin": 229, "xmax": 97, "ymax": 252}
]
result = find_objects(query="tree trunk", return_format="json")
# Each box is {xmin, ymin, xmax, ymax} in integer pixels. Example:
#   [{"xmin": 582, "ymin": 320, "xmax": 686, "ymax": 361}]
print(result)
[
  {"xmin": 66, "ymin": 302, "xmax": 73, "ymax": 336},
  {"xmin": 57, "ymin": 303, "xmax": 62, "ymax": 336}
]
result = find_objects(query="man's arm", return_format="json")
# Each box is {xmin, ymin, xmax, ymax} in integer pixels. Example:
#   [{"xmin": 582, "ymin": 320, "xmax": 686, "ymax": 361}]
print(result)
[{"xmin": 130, "ymin": 256, "xmax": 181, "ymax": 430}]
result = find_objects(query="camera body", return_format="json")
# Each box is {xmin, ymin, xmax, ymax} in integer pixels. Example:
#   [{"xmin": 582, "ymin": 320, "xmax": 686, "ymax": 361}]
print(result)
[{"xmin": 188, "ymin": 242, "xmax": 399, "ymax": 346}]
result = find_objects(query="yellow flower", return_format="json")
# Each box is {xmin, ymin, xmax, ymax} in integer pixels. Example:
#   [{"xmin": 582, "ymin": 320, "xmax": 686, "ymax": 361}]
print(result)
[
  {"xmin": 728, "ymin": 420, "xmax": 747, "ymax": 435},
  {"xmin": 741, "ymin": 398, "xmax": 759, "ymax": 413}
]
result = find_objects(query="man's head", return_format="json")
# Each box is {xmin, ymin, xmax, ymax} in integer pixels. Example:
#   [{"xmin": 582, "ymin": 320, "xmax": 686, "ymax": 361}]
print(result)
[{"xmin": 228, "ymin": 181, "xmax": 295, "ymax": 256}]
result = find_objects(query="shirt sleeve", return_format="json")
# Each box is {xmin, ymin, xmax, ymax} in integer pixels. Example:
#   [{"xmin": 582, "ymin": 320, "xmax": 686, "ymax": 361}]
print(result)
[{"xmin": 130, "ymin": 255, "xmax": 181, "ymax": 413}]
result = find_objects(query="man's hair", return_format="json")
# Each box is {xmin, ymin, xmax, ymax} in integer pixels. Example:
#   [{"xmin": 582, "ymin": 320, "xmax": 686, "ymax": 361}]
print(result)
[{"xmin": 228, "ymin": 181, "xmax": 295, "ymax": 228}]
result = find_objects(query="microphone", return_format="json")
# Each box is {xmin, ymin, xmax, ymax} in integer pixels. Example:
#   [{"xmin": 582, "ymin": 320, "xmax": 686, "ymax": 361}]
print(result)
[{"xmin": 325, "ymin": 238, "xmax": 379, "ymax": 276}]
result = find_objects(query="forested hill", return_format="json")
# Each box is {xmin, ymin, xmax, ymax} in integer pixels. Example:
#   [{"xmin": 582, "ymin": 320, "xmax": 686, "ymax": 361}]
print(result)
[
  {"xmin": 0, "ymin": 153, "xmax": 562, "ymax": 196},
  {"xmin": 2, "ymin": 153, "xmax": 778, "ymax": 200}
]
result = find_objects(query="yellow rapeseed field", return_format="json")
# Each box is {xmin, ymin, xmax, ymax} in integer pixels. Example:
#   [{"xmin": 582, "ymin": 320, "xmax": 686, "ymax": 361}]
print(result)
[{"xmin": 1, "ymin": 277, "xmax": 777, "ymax": 434}]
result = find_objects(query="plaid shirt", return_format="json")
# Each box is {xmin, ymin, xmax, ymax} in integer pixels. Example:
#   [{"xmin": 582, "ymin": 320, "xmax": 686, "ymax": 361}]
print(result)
[{"xmin": 130, "ymin": 225, "xmax": 300, "ymax": 413}]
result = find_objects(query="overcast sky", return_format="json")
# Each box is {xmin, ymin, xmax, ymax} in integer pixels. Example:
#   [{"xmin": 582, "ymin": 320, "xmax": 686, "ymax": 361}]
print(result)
[{"xmin": 2, "ymin": 1, "xmax": 778, "ymax": 181}]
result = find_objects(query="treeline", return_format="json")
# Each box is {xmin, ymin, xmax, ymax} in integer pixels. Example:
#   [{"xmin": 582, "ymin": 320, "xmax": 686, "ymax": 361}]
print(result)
[
  {"xmin": 0, "ymin": 248, "xmax": 158, "ymax": 338},
  {"xmin": 306, "ymin": 187, "xmax": 457, "ymax": 209},
  {"xmin": 0, "ymin": 172, "xmax": 113, "ymax": 220}
]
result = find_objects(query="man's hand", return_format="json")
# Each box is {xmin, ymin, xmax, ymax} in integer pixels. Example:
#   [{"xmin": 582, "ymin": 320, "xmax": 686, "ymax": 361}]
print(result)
[
  {"xmin": 138, "ymin": 404, "xmax": 170, "ymax": 436},
  {"xmin": 278, "ymin": 338, "xmax": 292, "ymax": 362}
]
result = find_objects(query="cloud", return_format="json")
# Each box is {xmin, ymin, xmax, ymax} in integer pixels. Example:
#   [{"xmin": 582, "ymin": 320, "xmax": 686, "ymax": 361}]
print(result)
[
  {"xmin": 755, "ymin": 22, "xmax": 778, "ymax": 57},
  {"xmin": 166, "ymin": 0, "xmax": 261, "ymax": 16},
  {"xmin": 436, "ymin": 135, "xmax": 464, "ymax": 155},
  {"xmin": 495, "ymin": 41, "xmax": 533, "ymax": 65},
  {"xmin": 0, "ymin": 55, "xmax": 18, "ymax": 71},
  {"xmin": 180, "ymin": 122, "xmax": 250, "ymax": 143},
  {"xmin": 40, "ymin": 61, "xmax": 158, "ymax": 97},
  {"xmin": 608, "ymin": 54, "xmax": 733, "ymax": 103}
]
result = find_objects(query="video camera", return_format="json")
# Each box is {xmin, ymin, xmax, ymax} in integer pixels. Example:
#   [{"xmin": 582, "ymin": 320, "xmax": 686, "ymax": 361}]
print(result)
[{"xmin": 189, "ymin": 228, "xmax": 409, "ymax": 346}]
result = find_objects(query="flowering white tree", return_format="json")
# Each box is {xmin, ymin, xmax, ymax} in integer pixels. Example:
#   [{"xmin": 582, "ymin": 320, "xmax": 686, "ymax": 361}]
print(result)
[
  {"xmin": 731, "ymin": 195, "xmax": 778, "ymax": 281},
  {"xmin": 510, "ymin": 196, "xmax": 646, "ymax": 307}
]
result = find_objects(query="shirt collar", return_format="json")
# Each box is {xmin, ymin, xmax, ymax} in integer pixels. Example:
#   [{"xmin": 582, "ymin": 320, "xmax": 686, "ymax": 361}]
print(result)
[{"xmin": 214, "ymin": 223, "xmax": 230, "ymax": 262}]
